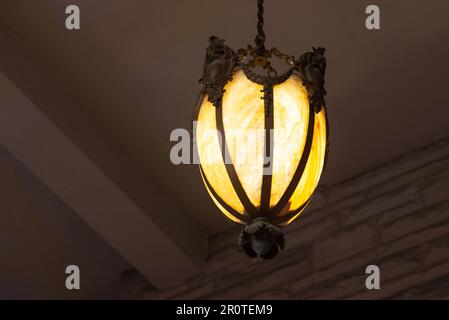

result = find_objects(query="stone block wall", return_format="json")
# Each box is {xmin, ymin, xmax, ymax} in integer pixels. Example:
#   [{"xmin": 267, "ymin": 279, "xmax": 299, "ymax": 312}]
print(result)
[{"xmin": 142, "ymin": 138, "xmax": 449, "ymax": 299}]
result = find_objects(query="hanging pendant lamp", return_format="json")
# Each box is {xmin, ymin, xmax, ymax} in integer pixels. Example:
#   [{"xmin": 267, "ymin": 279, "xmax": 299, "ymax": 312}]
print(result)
[{"xmin": 193, "ymin": 0, "xmax": 328, "ymax": 259}]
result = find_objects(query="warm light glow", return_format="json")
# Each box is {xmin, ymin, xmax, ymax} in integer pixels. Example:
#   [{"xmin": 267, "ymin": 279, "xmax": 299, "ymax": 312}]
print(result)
[
  {"xmin": 200, "ymin": 170, "xmax": 246, "ymax": 224},
  {"xmin": 270, "ymin": 75, "xmax": 309, "ymax": 207},
  {"xmin": 195, "ymin": 69, "xmax": 327, "ymax": 225},
  {"xmin": 222, "ymin": 71, "xmax": 265, "ymax": 208},
  {"xmin": 196, "ymin": 96, "xmax": 245, "ymax": 215},
  {"xmin": 280, "ymin": 109, "xmax": 327, "ymax": 225}
]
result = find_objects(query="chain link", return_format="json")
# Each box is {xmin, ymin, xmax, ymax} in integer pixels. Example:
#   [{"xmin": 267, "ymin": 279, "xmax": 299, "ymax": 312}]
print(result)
[{"xmin": 254, "ymin": 0, "xmax": 266, "ymax": 51}]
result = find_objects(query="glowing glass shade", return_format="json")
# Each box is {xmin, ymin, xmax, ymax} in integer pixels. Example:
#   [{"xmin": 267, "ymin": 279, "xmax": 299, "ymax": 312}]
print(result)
[
  {"xmin": 196, "ymin": 96, "xmax": 246, "ymax": 223},
  {"xmin": 222, "ymin": 71, "xmax": 265, "ymax": 208},
  {"xmin": 270, "ymin": 76, "xmax": 309, "ymax": 208},
  {"xmin": 195, "ymin": 69, "xmax": 327, "ymax": 225}
]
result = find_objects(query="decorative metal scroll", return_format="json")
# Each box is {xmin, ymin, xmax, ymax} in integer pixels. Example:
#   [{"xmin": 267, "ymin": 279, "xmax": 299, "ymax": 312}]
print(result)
[{"xmin": 199, "ymin": 36, "xmax": 327, "ymax": 113}]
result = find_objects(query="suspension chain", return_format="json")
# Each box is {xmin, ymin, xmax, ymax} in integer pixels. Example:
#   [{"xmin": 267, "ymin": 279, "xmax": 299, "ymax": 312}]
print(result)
[{"xmin": 254, "ymin": 0, "xmax": 266, "ymax": 51}]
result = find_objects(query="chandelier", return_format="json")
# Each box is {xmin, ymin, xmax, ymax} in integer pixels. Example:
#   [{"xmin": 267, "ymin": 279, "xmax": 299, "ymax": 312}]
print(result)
[{"xmin": 193, "ymin": 0, "xmax": 328, "ymax": 259}]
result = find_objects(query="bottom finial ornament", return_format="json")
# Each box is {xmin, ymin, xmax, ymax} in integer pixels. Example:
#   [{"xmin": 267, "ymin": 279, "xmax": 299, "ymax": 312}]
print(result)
[{"xmin": 238, "ymin": 218, "xmax": 285, "ymax": 259}]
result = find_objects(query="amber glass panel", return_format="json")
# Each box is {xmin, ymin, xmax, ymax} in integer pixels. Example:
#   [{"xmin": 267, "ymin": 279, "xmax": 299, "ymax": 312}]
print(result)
[
  {"xmin": 280, "ymin": 109, "xmax": 327, "ymax": 225},
  {"xmin": 222, "ymin": 70, "xmax": 265, "ymax": 208},
  {"xmin": 270, "ymin": 75, "xmax": 310, "ymax": 208},
  {"xmin": 196, "ymin": 96, "xmax": 245, "ymax": 215}
]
